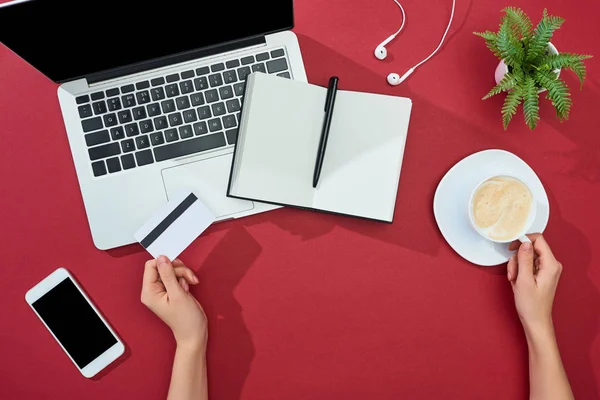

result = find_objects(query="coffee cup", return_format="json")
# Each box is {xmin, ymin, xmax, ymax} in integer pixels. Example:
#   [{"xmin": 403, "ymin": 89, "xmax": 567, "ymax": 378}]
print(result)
[{"xmin": 468, "ymin": 175, "xmax": 537, "ymax": 244}]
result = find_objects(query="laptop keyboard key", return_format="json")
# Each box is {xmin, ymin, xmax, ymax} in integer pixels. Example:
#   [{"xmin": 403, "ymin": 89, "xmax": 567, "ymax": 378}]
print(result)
[
  {"xmin": 271, "ymin": 49, "xmax": 285, "ymax": 58},
  {"xmin": 181, "ymin": 70, "xmax": 195, "ymax": 79},
  {"xmin": 208, "ymin": 118, "xmax": 222, "ymax": 132},
  {"xmin": 197, "ymin": 106, "xmax": 211, "ymax": 120},
  {"xmin": 211, "ymin": 63, "xmax": 225, "ymax": 72},
  {"xmin": 223, "ymin": 114, "xmax": 237, "ymax": 129},
  {"xmin": 153, "ymin": 132, "xmax": 226, "ymax": 162},
  {"xmin": 241, "ymin": 55, "xmax": 254, "ymax": 65},
  {"xmin": 267, "ymin": 58, "xmax": 289, "ymax": 74},
  {"xmin": 166, "ymin": 128, "xmax": 180, "ymax": 142},
  {"xmin": 106, "ymin": 157, "xmax": 121, "ymax": 173},
  {"xmin": 168, "ymin": 112, "xmax": 183, "ymax": 126},
  {"xmin": 179, "ymin": 125, "xmax": 194, "ymax": 138},
  {"xmin": 85, "ymin": 130, "xmax": 110, "ymax": 146},
  {"xmin": 107, "ymin": 97, "xmax": 122, "ymax": 111},
  {"xmin": 219, "ymin": 86, "xmax": 233, "ymax": 99},
  {"xmin": 118, "ymin": 109, "xmax": 133, "ymax": 124},
  {"xmin": 82, "ymin": 117, "xmax": 103, "ymax": 132},
  {"xmin": 151, "ymin": 77, "xmax": 165, "ymax": 86},
  {"xmin": 121, "ymin": 84, "xmax": 135, "ymax": 93},
  {"xmin": 136, "ymin": 90, "xmax": 150, "ymax": 104},
  {"xmin": 205, "ymin": 89, "xmax": 219, "ymax": 103},
  {"xmin": 93, "ymin": 101, "xmax": 107, "ymax": 115},
  {"xmin": 237, "ymin": 66, "xmax": 251, "ymax": 81},
  {"xmin": 106, "ymin": 88, "xmax": 120, "ymax": 97},
  {"xmin": 154, "ymin": 116, "xmax": 168, "ymax": 130},
  {"xmin": 161, "ymin": 99, "xmax": 176, "ymax": 114},
  {"xmin": 125, "ymin": 123, "xmax": 140, "ymax": 137},
  {"xmin": 226, "ymin": 59, "xmax": 240, "ymax": 69},
  {"xmin": 226, "ymin": 98, "xmax": 241, "ymax": 113},
  {"xmin": 89, "ymin": 142, "xmax": 121, "ymax": 161},
  {"xmin": 147, "ymin": 103, "xmax": 161, "ymax": 117},
  {"xmin": 190, "ymin": 93, "xmax": 205, "ymax": 106},
  {"xmin": 209, "ymin": 73, "xmax": 223, "ymax": 87},
  {"xmin": 92, "ymin": 161, "xmax": 107, "ymax": 177},
  {"xmin": 150, "ymin": 132, "xmax": 165, "ymax": 146},
  {"xmin": 76, "ymin": 95, "xmax": 90, "ymax": 104},
  {"xmin": 110, "ymin": 126, "xmax": 125, "ymax": 140},
  {"xmin": 233, "ymin": 83, "xmax": 245, "ymax": 96},
  {"xmin": 183, "ymin": 109, "xmax": 197, "ymax": 123},
  {"xmin": 135, "ymin": 135, "xmax": 150, "ymax": 149},
  {"xmin": 133, "ymin": 106, "xmax": 147, "ymax": 120},
  {"xmin": 193, "ymin": 121, "xmax": 208, "ymax": 136},
  {"xmin": 226, "ymin": 129, "xmax": 238, "ymax": 145},
  {"xmin": 166, "ymin": 84, "xmax": 180, "ymax": 97},
  {"xmin": 78, "ymin": 104, "xmax": 93, "ymax": 118},
  {"xmin": 176, "ymin": 96, "xmax": 190, "ymax": 110},
  {"xmin": 277, "ymin": 72, "xmax": 291, "ymax": 79},
  {"xmin": 136, "ymin": 81, "xmax": 150, "ymax": 90},
  {"xmin": 252, "ymin": 63, "xmax": 266, "ymax": 73},
  {"xmin": 180, "ymin": 80, "xmax": 194, "ymax": 94},
  {"xmin": 211, "ymin": 102, "xmax": 226, "ymax": 116},
  {"xmin": 121, "ymin": 139, "xmax": 135, "ymax": 152},
  {"xmin": 135, "ymin": 149, "xmax": 154, "ymax": 166},
  {"xmin": 139, "ymin": 120, "xmax": 153, "ymax": 134},
  {"xmin": 103, "ymin": 113, "xmax": 118, "ymax": 127},
  {"xmin": 256, "ymin": 52, "xmax": 269, "ymax": 61},
  {"xmin": 121, "ymin": 154, "xmax": 136, "ymax": 169},
  {"xmin": 151, "ymin": 87, "xmax": 166, "ymax": 101},
  {"xmin": 91, "ymin": 91, "xmax": 104, "ymax": 100},
  {"xmin": 196, "ymin": 66, "xmax": 210, "ymax": 76},
  {"xmin": 166, "ymin": 73, "xmax": 180, "ymax": 83},
  {"xmin": 122, "ymin": 94, "xmax": 136, "ymax": 107},
  {"xmin": 194, "ymin": 77, "xmax": 209, "ymax": 91},
  {"xmin": 223, "ymin": 70, "xmax": 237, "ymax": 84}
]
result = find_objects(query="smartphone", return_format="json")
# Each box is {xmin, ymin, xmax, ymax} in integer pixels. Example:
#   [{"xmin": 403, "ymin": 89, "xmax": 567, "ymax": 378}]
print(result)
[{"xmin": 25, "ymin": 268, "xmax": 125, "ymax": 378}]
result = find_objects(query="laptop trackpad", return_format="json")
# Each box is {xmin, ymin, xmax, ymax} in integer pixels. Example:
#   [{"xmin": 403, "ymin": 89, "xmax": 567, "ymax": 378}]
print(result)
[{"xmin": 161, "ymin": 154, "xmax": 254, "ymax": 219}]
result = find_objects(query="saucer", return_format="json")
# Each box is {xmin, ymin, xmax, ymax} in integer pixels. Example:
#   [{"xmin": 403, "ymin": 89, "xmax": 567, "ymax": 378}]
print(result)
[{"xmin": 433, "ymin": 149, "xmax": 550, "ymax": 266}]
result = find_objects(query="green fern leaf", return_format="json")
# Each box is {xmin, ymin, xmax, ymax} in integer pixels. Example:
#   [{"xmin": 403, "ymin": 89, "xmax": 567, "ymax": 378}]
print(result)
[
  {"xmin": 539, "ymin": 53, "xmax": 593, "ymax": 87},
  {"xmin": 527, "ymin": 9, "xmax": 564, "ymax": 62},
  {"xmin": 501, "ymin": 85, "xmax": 523, "ymax": 129},
  {"xmin": 503, "ymin": 7, "xmax": 533, "ymax": 43},
  {"xmin": 497, "ymin": 20, "xmax": 525, "ymax": 66},
  {"xmin": 535, "ymin": 71, "xmax": 572, "ymax": 121},
  {"xmin": 483, "ymin": 72, "xmax": 522, "ymax": 99},
  {"xmin": 522, "ymin": 76, "xmax": 540, "ymax": 129},
  {"xmin": 474, "ymin": 31, "xmax": 502, "ymax": 59}
]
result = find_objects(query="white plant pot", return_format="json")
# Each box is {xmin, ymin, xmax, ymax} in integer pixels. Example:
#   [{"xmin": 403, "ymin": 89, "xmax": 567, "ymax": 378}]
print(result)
[{"xmin": 494, "ymin": 42, "xmax": 560, "ymax": 94}]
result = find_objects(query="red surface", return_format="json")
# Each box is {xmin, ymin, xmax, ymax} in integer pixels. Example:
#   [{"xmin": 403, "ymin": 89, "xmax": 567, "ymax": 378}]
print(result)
[{"xmin": 1, "ymin": 0, "xmax": 599, "ymax": 399}]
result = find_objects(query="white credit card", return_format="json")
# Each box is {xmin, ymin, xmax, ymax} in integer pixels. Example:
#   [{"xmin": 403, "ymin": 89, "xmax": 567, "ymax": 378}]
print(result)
[{"xmin": 134, "ymin": 190, "xmax": 215, "ymax": 261}]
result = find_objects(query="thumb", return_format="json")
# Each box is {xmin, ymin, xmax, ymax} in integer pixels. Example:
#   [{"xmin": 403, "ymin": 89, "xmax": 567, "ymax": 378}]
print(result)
[
  {"xmin": 516, "ymin": 242, "xmax": 535, "ymax": 284},
  {"xmin": 157, "ymin": 256, "xmax": 183, "ymax": 296}
]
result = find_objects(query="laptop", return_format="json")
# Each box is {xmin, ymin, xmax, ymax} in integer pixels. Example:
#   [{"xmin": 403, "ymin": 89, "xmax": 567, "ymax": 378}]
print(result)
[{"xmin": 0, "ymin": 0, "xmax": 307, "ymax": 250}]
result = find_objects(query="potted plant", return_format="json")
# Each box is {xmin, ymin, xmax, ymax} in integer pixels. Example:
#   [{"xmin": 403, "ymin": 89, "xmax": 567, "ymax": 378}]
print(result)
[{"xmin": 474, "ymin": 7, "xmax": 592, "ymax": 129}]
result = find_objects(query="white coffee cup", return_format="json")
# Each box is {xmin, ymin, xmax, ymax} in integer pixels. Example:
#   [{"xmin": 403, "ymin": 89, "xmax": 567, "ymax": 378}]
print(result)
[{"xmin": 468, "ymin": 175, "xmax": 537, "ymax": 244}]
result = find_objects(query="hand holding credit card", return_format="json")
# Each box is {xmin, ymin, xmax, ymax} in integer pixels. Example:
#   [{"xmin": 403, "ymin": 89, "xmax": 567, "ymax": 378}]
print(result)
[{"xmin": 134, "ymin": 190, "xmax": 215, "ymax": 260}]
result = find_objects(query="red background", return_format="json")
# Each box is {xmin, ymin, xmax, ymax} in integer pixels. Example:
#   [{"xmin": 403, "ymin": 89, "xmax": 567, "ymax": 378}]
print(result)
[{"xmin": 1, "ymin": 0, "xmax": 599, "ymax": 399}]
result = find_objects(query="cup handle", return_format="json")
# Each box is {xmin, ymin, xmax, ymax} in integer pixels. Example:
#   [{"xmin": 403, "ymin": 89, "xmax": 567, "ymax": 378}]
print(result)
[{"xmin": 518, "ymin": 235, "xmax": 531, "ymax": 244}]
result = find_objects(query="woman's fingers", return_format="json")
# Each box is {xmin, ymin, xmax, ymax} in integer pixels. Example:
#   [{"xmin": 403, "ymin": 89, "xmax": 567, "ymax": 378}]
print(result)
[{"xmin": 174, "ymin": 265, "xmax": 199, "ymax": 285}]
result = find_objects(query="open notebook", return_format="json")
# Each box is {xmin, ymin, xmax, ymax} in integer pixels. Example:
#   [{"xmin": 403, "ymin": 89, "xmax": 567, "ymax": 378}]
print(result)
[{"xmin": 227, "ymin": 73, "xmax": 412, "ymax": 222}]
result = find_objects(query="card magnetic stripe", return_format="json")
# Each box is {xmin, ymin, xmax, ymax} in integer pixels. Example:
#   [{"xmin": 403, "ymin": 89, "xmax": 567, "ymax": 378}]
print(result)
[{"xmin": 140, "ymin": 193, "xmax": 198, "ymax": 248}]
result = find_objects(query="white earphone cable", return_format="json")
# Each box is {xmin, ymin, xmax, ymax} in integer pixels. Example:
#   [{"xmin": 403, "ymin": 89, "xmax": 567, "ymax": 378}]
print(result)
[
  {"xmin": 392, "ymin": 0, "xmax": 407, "ymax": 37},
  {"xmin": 412, "ymin": 0, "xmax": 456, "ymax": 70}
]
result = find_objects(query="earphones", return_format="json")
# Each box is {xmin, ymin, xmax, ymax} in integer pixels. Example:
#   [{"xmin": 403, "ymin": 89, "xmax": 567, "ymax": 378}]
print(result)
[{"xmin": 375, "ymin": 0, "xmax": 457, "ymax": 86}]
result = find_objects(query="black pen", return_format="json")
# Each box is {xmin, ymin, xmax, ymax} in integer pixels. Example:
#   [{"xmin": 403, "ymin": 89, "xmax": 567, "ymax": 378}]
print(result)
[{"xmin": 313, "ymin": 76, "xmax": 339, "ymax": 188}]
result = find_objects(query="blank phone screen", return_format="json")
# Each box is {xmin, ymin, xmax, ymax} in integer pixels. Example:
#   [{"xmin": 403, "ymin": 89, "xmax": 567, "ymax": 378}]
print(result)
[{"xmin": 32, "ymin": 278, "xmax": 117, "ymax": 368}]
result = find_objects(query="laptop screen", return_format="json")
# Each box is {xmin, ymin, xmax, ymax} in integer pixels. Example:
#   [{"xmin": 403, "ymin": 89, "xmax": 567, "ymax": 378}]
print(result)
[{"xmin": 0, "ymin": 0, "xmax": 294, "ymax": 83}]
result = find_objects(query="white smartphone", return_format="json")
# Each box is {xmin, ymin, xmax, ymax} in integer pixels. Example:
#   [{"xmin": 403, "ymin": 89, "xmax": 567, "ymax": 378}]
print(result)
[{"xmin": 25, "ymin": 268, "xmax": 125, "ymax": 378}]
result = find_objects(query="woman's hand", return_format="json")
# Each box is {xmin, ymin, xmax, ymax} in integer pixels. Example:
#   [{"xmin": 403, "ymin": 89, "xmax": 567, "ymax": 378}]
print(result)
[
  {"xmin": 507, "ymin": 234, "xmax": 563, "ymax": 335},
  {"xmin": 141, "ymin": 256, "xmax": 208, "ymax": 350}
]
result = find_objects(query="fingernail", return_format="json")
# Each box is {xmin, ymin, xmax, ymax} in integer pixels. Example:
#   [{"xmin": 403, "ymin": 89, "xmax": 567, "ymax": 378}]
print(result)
[
  {"xmin": 193, "ymin": 274, "xmax": 199, "ymax": 284},
  {"xmin": 522, "ymin": 242, "xmax": 532, "ymax": 251},
  {"xmin": 157, "ymin": 255, "xmax": 169, "ymax": 266},
  {"xmin": 507, "ymin": 272, "xmax": 511, "ymax": 281}
]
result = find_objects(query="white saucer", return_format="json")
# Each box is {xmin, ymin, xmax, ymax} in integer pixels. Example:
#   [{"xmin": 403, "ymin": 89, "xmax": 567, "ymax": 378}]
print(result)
[{"xmin": 433, "ymin": 149, "xmax": 550, "ymax": 266}]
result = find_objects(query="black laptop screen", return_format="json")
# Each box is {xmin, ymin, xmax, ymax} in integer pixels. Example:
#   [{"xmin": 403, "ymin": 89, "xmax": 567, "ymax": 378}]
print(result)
[{"xmin": 0, "ymin": 0, "xmax": 294, "ymax": 83}]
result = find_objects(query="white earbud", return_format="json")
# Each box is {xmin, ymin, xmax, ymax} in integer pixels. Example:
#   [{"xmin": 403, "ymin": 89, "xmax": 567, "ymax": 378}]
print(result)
[
  {"xmin": 384, "ymin": 0, "xmax": 456, "ymax": 86},
  {"xmin": 374, "ymin": 1, "xmax": 406, "ymax": 60}
]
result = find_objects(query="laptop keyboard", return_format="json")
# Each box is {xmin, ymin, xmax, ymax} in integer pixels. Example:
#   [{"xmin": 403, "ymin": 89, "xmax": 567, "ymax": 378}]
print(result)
[{"xmin": 76, "ymin": 48, "xmax": 291, "ymax": 177}]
